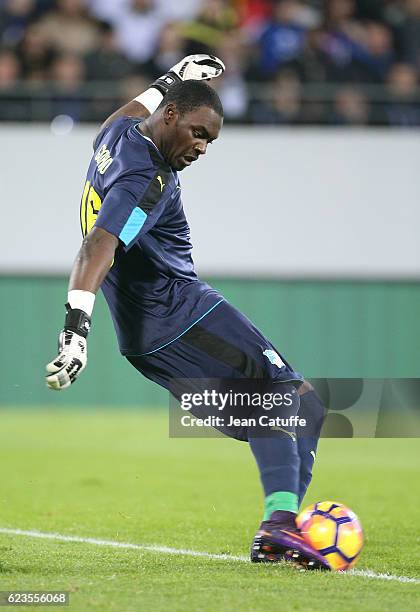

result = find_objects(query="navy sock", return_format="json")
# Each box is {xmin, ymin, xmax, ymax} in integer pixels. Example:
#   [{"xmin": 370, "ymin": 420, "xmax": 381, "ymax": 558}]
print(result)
[
  {"xmin": 296, "ymin": 388, "xmax": 326, "ymax": 505},
  {"xmin": 248, "ymin": 384, "xmax": 300, "ymax": 515},
  {"xmin": 249, "ymin": 436, "xmax": 300, "ymax": 499}
]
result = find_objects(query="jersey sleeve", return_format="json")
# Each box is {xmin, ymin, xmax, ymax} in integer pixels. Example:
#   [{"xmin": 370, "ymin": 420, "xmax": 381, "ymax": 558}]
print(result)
[{"xmin": 94, "ymin": 170, "xmax": 167, "ymax": 250}]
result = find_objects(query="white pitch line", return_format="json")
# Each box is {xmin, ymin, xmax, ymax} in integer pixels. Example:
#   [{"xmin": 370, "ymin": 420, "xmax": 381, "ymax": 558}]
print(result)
[
  {"xmin": 0, "ymin": 527, "xmax": 418, "ymax": 585},
  {"xmin": 0, "ymin": 528, "xmax": 249, "ymax": 562}
]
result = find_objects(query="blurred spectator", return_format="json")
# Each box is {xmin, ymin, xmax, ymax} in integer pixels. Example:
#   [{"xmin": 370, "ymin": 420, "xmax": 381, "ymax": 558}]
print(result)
[
  {"xmin": 249, "ymin": 68, "xmax": 304, "ymax": 124},
  {"xmin": 313, "ymin": 0, "xmax": 366, "ymax": 82},
  {"xmin": 154, "ymin": 0, "xmax": 201, "ymax": 22},
  {"xmin": 119, "ymin": 73, "xmax": 149, "ymax": 102},
  {"xmin": 309, "ymin": 8, "xmax": 395, "ymax": 83},
  {"xmin": 396, "ymin": 0, "xmax": 420, "ymax": 69},
  {"xmin": 110, "ymin": 0, "xmax": 171, "ymax": 63},
  {"xmin": 84, "ymin": 20, "xmax": 134, "ymax": 82},
  {"xmin": 88, "ymin": 0, "xmax": 200, "ymax": 24},
  {"xmin": 36, "ymin": 0, "xmax": 100, "ymax": 55},
  {"xmin": 142, "ymin": 22, "xmax": 187, "ymax": 78},
  {"xmin": 354, "ymin": 0, "xmax": 387, "ymax": 20},
  {"xmin": 51, "ymin": 52, "xmax": 84, "ymax": 90},
  {"xmin": 182, "ymin": 0, "xmax": 237, "ymax": 55},
  {"xmin": 324, "ymin": 0, "xmax": 358, "ymax": 28},
  {"xmin": 87, "ymin": 73, "xmax": 150, "ymax": 122},
  {"xmin": 88, "ymin": 0, "xmax": 129, "ymax": 24},
  {"xmin": 50, "ymin": 52, "xmax": 86, "ymax": 120},
  {"xmin": 330, "ymin": 86, "xmax": 370, "ymax": 124},
  {"xmin": 0, "ymin": 47, "xmax": 30, "ymax": 120},
  {"xmin": 256, "ymin": 0, "xmax": 320, "ymax": 78},
  {"xmin": 353, "ymin": 22, "xmax": 394, "ymax": 82},
  {"xmin": 212, "ymin": 29, "xmax": 249, "ymax": 120},
  {"xmin": 236, "ymin": 0, "xmax": 273, "ymax": 37},
  {"xmin": 384, "ymin": 62, "xmax": 420, "ymax": 126},
  {"xmin": 0, "ymin": 0, "xmax": 37, "ymax": 47},
  {"xmin": 315, "ymin": 19, "xmax": 394, "ymax": 83},
  {"xmin": 0, "ymin": 48, "xmax": 21, "ymax": 89},
  {"xmin": 17, "ymin": 23, "xmax": 55, "ymax": 83}
]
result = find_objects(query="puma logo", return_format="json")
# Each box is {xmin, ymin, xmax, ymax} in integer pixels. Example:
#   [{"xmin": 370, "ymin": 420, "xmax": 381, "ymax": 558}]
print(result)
[
  {"xmin": 270, "ymin": 426, "xmax": 297, "ymax": 442},
  {"xmin": 157, "ymin": 175, "xmax": 165, "ymax": 192}
]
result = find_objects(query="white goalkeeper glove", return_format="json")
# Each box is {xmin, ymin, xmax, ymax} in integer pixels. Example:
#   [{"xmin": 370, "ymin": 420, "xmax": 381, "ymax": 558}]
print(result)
[
  {"xmin": 135, "ymin": 54, "xmax": 225, "ymax": 113},
  {"xmin": 151, "ymin": 54, "xmax": 225, "ymax": 95},
  {"xmin": 45, "ymin": 304, "xmax": 90, "ymax": 390}
]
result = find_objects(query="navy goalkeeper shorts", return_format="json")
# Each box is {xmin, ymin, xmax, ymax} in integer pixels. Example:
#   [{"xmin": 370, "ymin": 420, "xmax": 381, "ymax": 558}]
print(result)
[
  {"xmin": 127, "ymin": 301, "xmax": 302, "ymax": 442},
  {"xmin": 127, "ymin": 300, "xmax": 301, "ymax": 385}
]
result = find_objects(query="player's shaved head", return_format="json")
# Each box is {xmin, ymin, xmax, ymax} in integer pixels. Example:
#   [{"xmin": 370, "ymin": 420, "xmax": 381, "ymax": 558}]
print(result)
[
  {"xmin": 140, "ymin": 81, "xmax": 224, "ymax": 171},
  {"xmin": 157, "ymin": 80, "xmax": 224, "ymax": 119}
]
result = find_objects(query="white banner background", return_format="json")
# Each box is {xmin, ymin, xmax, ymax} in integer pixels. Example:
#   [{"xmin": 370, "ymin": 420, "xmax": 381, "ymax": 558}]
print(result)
[{"xmin": 1, "ymin": 125, "xmax": 419, "ymax": 278}]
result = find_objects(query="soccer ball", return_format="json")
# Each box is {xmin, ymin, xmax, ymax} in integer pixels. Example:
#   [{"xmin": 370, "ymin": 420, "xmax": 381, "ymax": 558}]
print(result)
[{"xmin": 296, "ymin": 501, "xmax": 363, "ymax": 571}]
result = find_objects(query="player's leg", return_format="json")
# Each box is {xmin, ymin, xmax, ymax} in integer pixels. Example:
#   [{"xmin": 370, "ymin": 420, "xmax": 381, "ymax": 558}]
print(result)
[
  {"xmin": 247, "ymin": 386, "xmax": 328, "ymax": 568},
  {"xmin": 168, "ymin": 304, "xmax": 307, "ymax": 537},
  {"xmin": 178, "ymin": 308, "xmax": 329, "ymax": 569},
  {"xmin": 127, "ymin": 301, "xmax": 329, "ymax": 569},
  {"xmin": 247, "ymin": 387, "xmax": 328, "ymax": 569},
  {"xmin": 297, "ymin": 381, "xmax": 326, "ymax": 506}
]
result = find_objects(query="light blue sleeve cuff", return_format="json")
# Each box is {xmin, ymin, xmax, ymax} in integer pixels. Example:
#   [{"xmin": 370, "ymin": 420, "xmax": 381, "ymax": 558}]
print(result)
[{"xmin": 119, "ymin": 207, "xmax": 147, "ymax": 245}]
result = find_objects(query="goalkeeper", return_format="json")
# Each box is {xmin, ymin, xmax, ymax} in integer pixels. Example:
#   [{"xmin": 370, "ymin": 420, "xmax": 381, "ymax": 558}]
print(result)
[{"xmin": 45, "ymin": 55, "xmax": 328, "ymax": 570}]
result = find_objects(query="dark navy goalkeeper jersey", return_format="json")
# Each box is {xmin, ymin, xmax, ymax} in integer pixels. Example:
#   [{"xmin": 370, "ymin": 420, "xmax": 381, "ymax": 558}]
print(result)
[{"xmin": 80, "ymin": 116, "xmax": 223, "ymax": 355}]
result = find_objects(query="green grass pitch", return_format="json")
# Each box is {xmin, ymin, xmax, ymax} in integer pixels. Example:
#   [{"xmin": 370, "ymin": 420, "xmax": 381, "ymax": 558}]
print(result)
[{"xmin": 0, "ymin": 409, "xmax": 419, "ymax": 611}]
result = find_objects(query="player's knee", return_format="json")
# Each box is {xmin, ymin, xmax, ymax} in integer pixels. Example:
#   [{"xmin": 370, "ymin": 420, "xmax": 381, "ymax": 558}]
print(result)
[{"xmin": 298, "ymin": 379, "xmax": 314, "ymax": 396}]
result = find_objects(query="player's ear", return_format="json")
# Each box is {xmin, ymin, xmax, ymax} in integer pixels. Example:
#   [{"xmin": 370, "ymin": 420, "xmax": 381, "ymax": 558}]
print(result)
[{"xmin": 163, "ymin": 103, "xmax": 178, "ymax": 125}]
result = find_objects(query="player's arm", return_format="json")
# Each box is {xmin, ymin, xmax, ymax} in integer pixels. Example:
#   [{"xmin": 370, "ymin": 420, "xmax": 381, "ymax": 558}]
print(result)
[
  {"xmin": 45, "ymin": 166, "xmax": 165, "ymax": 391},
  {"xmin": 98, "ymin": 100, "xmax": 152, "ymax": 133},
  {"xmin": 45, "ymin": 227, "xmax": 118, "ymax": 391},
  {"xmin": 98, "ymin": 54, "xmax": 226, "ymax": 133},
  {"xmin": 69, "ymin": 227, "xmax": 118, "ymax": 293}
]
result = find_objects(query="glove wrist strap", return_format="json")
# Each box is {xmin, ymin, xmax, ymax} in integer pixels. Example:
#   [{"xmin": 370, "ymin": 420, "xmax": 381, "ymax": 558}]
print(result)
[
  {"xmin": 64, "ymin": 303, "xmax": 91, "ymax": 338},
  {"xmin": 150, "ymin": 71, "xmax": 181, "ymax": 96}
]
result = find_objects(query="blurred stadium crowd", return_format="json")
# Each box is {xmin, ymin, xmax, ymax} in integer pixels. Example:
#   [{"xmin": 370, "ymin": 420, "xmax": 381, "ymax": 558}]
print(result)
[{"xmin": 0, "ymin": 0, "xmax": 420, "ymax": 125}]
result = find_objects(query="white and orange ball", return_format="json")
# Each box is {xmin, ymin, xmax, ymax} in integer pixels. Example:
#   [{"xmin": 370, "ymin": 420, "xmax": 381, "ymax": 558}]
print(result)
[{"xmin": 296, "ymin": 501, "xmax": 363, "ymax": 570}]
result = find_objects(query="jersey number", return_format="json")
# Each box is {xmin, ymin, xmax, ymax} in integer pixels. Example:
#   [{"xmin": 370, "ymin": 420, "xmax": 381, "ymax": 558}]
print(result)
[{"xmin": 80, "ymin": 180, "xmax": 102, "ymax": 237}]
